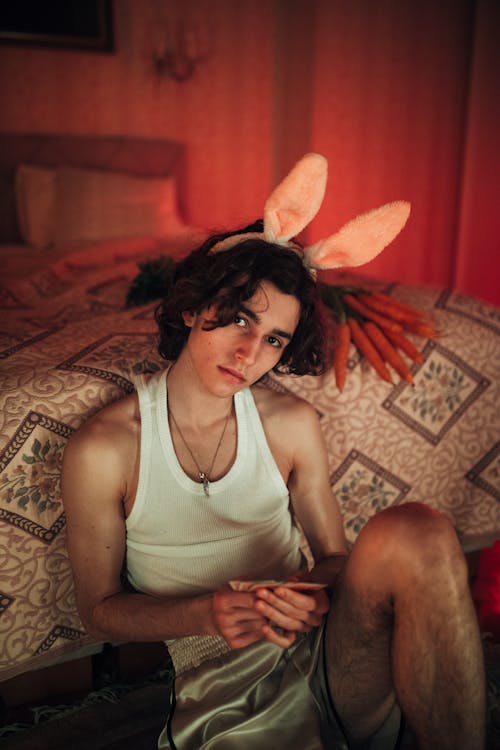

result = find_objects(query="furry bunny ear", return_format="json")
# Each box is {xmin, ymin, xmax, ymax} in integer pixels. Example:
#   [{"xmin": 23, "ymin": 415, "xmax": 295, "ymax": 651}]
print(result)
[
  {"xmin": 304, "ymin": 201, "xmax": 411, "ymax": 270},
  {"xmin": 210, "ymin": 153, "xmax": 411, "ymax": 271},
  {"xmin": 263, "ymin": 153, "xmax": 328, "ymax": 243}
]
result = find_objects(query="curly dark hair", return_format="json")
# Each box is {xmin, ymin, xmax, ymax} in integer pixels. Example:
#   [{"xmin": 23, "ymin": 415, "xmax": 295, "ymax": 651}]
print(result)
[{"xmin": 155, "ymin": 221, "xmax": 331, "ymax": 376}]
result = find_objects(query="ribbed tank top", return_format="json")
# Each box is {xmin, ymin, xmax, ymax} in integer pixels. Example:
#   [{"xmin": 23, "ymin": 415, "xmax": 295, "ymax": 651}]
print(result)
[{"xmin": 126, "ymin": 370, "xmax": 302, "ymax": 598}]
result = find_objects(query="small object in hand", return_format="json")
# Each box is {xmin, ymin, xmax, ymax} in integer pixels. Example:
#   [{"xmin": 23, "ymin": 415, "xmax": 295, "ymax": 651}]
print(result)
[{"xmin": 229, "ymin": 579, "xmax": 327, "ymax": 592}]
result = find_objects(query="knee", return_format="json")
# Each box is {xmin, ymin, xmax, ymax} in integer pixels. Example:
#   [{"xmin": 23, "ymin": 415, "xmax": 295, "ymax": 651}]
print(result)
[{"xmin": 355, "ymin": 502, "xmax": 467, "ymax": 584}]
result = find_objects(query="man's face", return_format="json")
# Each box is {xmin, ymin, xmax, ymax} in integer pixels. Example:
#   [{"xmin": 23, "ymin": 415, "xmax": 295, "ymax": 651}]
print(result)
[{"xmin": 181, "ymin": 281, "xmax": 300, "ymax": 397}]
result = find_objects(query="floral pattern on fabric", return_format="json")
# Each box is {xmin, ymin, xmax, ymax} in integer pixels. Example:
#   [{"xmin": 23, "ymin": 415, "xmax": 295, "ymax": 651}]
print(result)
[
  {"xmin": 383, "ymin": 341, "xmax": 490, "ymax": 444},
  {"xmin": 331, "ymin": 450, "xmax": 410, "ymax": 536}
]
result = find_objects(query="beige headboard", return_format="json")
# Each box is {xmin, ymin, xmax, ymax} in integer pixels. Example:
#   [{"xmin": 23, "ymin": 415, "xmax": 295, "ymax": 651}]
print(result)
[{"xmin": 0, "ymin": 133, "xmax": 186, "ymax": 242}]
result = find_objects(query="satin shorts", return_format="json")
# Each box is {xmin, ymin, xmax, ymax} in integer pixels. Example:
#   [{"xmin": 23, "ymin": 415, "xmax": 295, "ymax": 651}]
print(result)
[{"xmin": 159, "ymin": 621, "xmax": 402, "ymax": 750}]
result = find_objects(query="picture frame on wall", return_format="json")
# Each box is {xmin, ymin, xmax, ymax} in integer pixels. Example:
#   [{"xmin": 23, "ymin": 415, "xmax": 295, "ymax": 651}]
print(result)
[{"xmin": 0, "ymin": 1, "xmax": 114, "ymax": 53}]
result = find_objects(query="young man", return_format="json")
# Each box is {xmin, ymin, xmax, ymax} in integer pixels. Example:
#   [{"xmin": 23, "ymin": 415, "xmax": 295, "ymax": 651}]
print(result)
[{"xmin": 62, "ymin": 228, "xmax": 485, "ymax": 750}]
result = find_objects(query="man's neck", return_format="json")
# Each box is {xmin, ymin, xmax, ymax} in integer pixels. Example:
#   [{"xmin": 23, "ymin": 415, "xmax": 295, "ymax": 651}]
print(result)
[{"xmin": 166, "ymin": 360, "xmax": 235, "ymax": 431}]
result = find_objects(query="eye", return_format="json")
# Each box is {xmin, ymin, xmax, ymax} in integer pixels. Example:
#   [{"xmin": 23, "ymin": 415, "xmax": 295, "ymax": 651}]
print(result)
[
  {"xmin": 234, "ymin": 315, "xmax": 248, "ymax": 328},
  {"xmin": 267, "ymin": 335, "xmax": 283, "ymax": 349}
]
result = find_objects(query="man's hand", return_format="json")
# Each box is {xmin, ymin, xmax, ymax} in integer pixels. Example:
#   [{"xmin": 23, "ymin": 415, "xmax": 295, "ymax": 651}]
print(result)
[
  {"xmin": 212, "ymin": 588, "xmax": 268, "ymax": 649},
  {"xmin": 254, "ymin": 584, "xmax": 330, "ymax": 648}
]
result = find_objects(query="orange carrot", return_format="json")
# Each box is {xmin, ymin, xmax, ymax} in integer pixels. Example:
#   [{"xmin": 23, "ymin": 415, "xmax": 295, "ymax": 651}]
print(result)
[
  {"xmin": 363, "ymin": 321, "xmax": 414, "ymax": 384},
  {"xmin": 358, "ymin": 292, "xmax": 424, "ymax": 324},
  {"xmin": 343, "ymin": 293, "xmax": 403, "ymax": 333},
  {"xmin": 333, "ymin": 321, "xmax": 351, "ymax": 392},
  {"xmin": 384, "ymin": 328, "xmax": 424, "ymax": 363},
  {"xmin": 402, "ymin": 319, "xmax": 439, "ymax": 339},
  {"xmin": 366, "ymin": 291, "xmax": 427, "ymax": 318},
  {"xmin": 347, "ymin": 318, "xmax": 393, "ymax": 383}
]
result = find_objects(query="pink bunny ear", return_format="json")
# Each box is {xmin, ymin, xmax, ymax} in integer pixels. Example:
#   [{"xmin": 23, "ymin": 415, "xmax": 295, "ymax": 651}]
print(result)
[
  {"xmin": 263, "ymin": 153, "xmax": 328, "ymax": 243},
  {"xmin": 210, "ymin": 153, "xmax": 411, "ymax": 272},
  {"xmin": 304, "ymin": 201, "xmax": 411, "ymax": 270}
]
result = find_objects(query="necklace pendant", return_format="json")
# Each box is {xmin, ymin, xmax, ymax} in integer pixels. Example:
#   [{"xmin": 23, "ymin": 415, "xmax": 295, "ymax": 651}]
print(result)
[{"xmin": 199, "ymin": 472, "xmax": 210, "ymax": 497}]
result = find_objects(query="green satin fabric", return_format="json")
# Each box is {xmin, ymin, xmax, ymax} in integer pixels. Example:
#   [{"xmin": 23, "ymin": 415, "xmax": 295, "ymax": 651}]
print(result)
[{"xmin": 158, "ymin": 623, "xmax": 350, "ymax": 749}]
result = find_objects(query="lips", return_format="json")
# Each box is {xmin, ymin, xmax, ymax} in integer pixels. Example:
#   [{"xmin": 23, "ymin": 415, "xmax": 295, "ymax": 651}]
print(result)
[{"xmin": 219, "ymin": 366, "xmax": 246, "ymax": 383}]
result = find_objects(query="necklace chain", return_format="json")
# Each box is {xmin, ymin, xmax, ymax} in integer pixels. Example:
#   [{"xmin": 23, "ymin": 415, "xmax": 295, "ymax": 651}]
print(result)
[{"xmin": 168, "ymin": 401, "xmax": 233, "ymax": 497}]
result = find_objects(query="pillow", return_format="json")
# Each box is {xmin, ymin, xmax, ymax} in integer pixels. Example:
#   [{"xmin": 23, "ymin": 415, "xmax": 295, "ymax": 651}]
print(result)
[
  {"xmin": 15, "ymin": 164, "xmax": 57, "ymax": 249},
  {"xmin": 54, "ymin": 167, "xmax": 182, "ymax": 246}
]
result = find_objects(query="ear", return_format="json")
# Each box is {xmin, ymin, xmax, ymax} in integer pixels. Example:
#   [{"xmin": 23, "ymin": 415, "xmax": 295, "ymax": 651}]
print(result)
[
  {"xmin": 182, "ymin": 310, "xmax": 196, "ymax": 327},
  {"xmin": 304, "ymin": 201, "xmax": 411, "ymax": 269},
  {"xmin": 263, "ymin": 153, "xmax": 328, "ymax": 243}
]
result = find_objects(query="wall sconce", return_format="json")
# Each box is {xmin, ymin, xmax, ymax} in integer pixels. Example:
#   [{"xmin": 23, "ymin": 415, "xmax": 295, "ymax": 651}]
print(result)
[{"xmin": 153, "ymin": 21, "xmax": 210, "ymax": 82}]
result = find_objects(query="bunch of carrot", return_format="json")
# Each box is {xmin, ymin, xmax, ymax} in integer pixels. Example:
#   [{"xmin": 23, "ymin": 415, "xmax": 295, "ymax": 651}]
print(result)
[{"xmin": 319, "ymin": 285, "xmax": 438, "ymax": 391}]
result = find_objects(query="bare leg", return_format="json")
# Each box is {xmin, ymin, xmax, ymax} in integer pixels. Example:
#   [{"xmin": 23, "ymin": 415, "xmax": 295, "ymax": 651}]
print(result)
[{"xmin": 325, "ymin": 502, "xmax": 485, "ymax": 749}]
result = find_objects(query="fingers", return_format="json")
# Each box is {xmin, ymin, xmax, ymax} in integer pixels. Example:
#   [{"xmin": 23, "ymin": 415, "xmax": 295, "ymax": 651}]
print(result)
[
  {"xmin": 212, "ymin": 589, "xmax": 268, "ymax": 649},
  {"xmin": 211, "ymin": 585, "xmax": 330, "ymax": 651},
  {"xmin": 225, "ymin": 624, "xmax": 268, "ymax": 649},
  {"xmin": 261, "ymin": 622, "xmax": 297, "ymax": 648},
  {"xmin": 309, "ymin": 588, "xmax": 330, "ymax": 615},
  {"xmin": 255, "ymin": 586, "xmax": 328, "ymax": 632}
]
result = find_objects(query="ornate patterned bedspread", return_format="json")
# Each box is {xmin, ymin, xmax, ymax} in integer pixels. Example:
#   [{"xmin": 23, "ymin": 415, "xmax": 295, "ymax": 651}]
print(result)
[
  {"xmin": 0, "ymin": 234, "xmax": 199, "ymax": 681},
  {"xmin": 1, "ymin": 248, "xmax": 499, "ymax": 681},
  {"xmin": 266, "ymin": 278, "xmax": 499, "ymax": 546}
]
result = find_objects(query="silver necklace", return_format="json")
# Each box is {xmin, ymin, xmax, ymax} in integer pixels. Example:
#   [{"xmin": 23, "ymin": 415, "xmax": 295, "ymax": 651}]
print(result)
[{"xmin": 168, "ymin": 401, "xmax": 233, "ymax": 497}]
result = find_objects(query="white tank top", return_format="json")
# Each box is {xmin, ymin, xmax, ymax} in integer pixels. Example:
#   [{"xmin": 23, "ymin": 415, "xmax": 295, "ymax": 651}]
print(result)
[{"xmin": 126, "ymin": 370, "xmax": 302, "ymax": 597}]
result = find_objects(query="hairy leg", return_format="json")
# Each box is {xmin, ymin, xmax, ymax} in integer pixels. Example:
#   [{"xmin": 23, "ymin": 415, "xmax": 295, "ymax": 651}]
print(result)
[{"xmin": 325, "ymin": 502, "xmax": 485, "ymax": 749}]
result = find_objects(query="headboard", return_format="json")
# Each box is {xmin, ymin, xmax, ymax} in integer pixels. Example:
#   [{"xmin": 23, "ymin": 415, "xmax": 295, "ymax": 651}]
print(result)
[{"xmin": 0, "ymin": 133, "xmax": 186, "ymax": 242}]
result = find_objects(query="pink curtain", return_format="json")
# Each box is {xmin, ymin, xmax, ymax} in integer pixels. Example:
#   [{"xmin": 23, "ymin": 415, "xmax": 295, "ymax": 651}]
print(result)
[
  {"xmin": 454, "ymin": 0, "xmax": 500, "ymax": 306},
  {"xmin": 275, "ymin": 0, "xmax": 499, "ymax": 306}
]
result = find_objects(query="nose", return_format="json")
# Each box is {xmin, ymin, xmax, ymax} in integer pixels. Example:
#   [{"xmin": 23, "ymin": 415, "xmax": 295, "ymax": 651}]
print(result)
[{"xmin": 235, "ymin": 333, "xmax": 260, "ymax": 365}]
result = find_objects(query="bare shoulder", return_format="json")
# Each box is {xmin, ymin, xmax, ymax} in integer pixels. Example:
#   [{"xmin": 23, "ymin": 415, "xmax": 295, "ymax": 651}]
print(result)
[
  {"xmin": 66, "ymin": 392, "xmax": 138, "ymax": 453},
  {"xmin": 251, "ymin": 382, "xmax": 323, "ymax": 468},
  {"xmin": 62, "ymin": 392, "xmax": 140, "ymax": 497},
  {"xmin": 251, "ymin": 381, "xmax": 319, "ymax": 430}
]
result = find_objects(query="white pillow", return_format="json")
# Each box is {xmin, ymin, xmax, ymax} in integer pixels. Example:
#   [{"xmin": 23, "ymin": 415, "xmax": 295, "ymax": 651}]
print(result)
[
  {"xmin": 15, "ymin": 164, "xmax": 57, "ymax": 250},
  {"xmin": 54, "ymin": 167, "xmax": 182, "ymax": 245}
]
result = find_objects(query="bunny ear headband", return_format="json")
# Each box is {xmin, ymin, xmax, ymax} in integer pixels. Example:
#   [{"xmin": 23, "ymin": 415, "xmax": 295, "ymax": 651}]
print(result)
[{"xmin": 211, "ymin": 153, "xmax": 410, "ymax": 273}]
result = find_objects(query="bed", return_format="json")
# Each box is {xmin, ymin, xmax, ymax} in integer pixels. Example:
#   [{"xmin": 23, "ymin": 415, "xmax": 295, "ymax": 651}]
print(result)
[{"xmin": 0, "ymin": 133, "xmax": 498, "ymax": 687}]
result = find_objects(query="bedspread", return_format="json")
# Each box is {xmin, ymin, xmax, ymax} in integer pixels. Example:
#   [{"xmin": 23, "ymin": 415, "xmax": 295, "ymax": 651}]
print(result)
[
  {"xmin": 1, "ymin": 249, "xmax": 499, "ymax": 681},
  {"xmin": 266, "ymin": 276, "xmax": 499, "ymax": 546},
  {"xmin": 0, "ymin": 233, "xmax": 200, "ymax": 681}
]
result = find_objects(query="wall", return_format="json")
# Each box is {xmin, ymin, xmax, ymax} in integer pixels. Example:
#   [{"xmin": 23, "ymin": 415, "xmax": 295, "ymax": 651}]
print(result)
[{"xmin": 0, "ymin": 0, "xmax": 277, "ymax": 231}]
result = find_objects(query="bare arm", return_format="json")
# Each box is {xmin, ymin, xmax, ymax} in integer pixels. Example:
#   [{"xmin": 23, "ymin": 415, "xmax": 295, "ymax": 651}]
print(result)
[
  {"xmin": 253, "ymin": 397, "xmax": 349, "ymax": 646},
  {"xmin": 288, "ymin": 399, "xmax": 349, "ymax": 578},
  {"xmin": 62, "ymin": 408, "xmax": 237, "ymax": 643}
]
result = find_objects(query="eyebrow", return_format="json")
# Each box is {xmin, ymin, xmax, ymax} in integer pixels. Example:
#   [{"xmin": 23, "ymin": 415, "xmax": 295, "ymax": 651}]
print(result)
[{"xmin": 240, "ymin": 304, "xmax": 294, "ymax": 341}]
